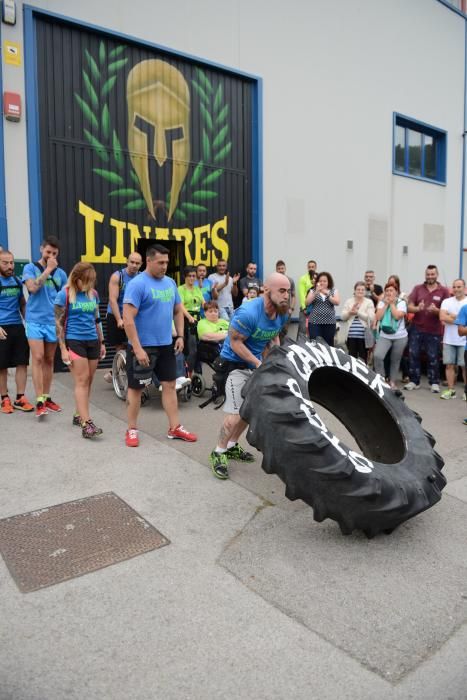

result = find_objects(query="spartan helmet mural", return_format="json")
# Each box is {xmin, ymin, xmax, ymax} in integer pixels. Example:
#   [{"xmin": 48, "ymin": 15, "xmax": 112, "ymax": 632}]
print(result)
[{"xmin": 127, "ymin": 59, "xmax": 190, "ymax": 221}]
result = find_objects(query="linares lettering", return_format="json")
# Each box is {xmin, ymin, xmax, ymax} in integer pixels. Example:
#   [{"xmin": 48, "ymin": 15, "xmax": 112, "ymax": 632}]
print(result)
[
  {"xmin": 71, "ymin": 301, "xmax": 97, "ymax": 312},
  {"xmin": 79, "ymin": 200, "xmax": 229, "ymax": 265},
  {"xmin": 151, "ymin": 288, "xmax": 174, "ymax": 302}
]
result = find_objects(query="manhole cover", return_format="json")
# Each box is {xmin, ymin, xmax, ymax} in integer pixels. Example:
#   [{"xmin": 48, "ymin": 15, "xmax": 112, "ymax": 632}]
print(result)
[{"xmin": 0, "ymin": 492, "xmax": 170, "ymax": 592}]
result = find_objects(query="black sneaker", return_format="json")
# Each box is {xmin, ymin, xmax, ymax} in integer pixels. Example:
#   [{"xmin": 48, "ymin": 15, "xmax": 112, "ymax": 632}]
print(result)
[
  {"xmin": 72, "ymin": 413, "xmax": 81, "ymax": 427},
  {"xmin": 82, "ymin": 419, "xmax": 103, "ymax": 439},
  {"xmin": 225, "ymin": 443, "xmax": 255, "ymax": 462},
  {"xmin": 209, "ymin": 450, "xmax": 229, "ymax": 479}
]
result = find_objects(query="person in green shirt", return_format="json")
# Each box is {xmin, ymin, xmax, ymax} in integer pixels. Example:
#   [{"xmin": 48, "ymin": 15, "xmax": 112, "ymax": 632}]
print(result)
[
  {"xmin": 178, "ymin": 266, "xmax": 205, "ymax": 373},
  {"xmin": 197, "ymin": 301, "xmax": 229, "ymax": 343},
  {"xmin": 298, "ymin": 259, "xmax": 318, "ymax": 336},
  {"xmin": 178, "ymin": 267, "xmax": 205, "ymax": 320}
]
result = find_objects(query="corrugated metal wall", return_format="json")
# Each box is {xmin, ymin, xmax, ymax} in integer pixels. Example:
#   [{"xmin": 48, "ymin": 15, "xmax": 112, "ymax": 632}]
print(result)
[{"xmin": 36, "ymin": 16, "xmax": 253, "ymax": 297}]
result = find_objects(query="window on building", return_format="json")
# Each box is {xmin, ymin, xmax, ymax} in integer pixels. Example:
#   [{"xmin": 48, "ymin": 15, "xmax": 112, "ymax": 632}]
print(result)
[{"xmin": 393, "ymin": 114, "xmax": 446, "ymax": 185}]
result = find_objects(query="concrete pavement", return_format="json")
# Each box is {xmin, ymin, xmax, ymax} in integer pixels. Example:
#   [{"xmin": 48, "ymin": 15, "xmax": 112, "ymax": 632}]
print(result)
[{"xmin": 0, "ymin": 351, "xmax": 466, "ymax": 699}]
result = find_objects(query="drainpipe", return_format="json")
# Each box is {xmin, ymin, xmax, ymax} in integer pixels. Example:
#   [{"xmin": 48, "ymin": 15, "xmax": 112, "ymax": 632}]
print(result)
[{"xmin": 461, "ymin": 19, "xmax": 467, "ymax": 278}]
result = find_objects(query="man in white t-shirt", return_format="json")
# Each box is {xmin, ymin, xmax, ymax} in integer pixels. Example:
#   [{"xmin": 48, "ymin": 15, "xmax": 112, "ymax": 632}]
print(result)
[
  {"xmin": 208, "ymin": 259, "xmax": 240, "ymax": 321},
  {"xmin": 439, "ymin": 279, "xmax": 467, "ymax": 399}
]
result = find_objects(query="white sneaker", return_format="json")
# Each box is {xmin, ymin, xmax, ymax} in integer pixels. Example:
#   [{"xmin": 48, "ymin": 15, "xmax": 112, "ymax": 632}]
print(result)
[
  {"xmin": 176, "ymin": 377, "xmax": 191, "ymax": 390},
  {"xmin": 104, "ymin": 371, "xmax": 112, "ymax": 383},
  {"xmin": 404, "ymin": 382, "xmax": 420, "ymax": 391},
  {"xmin": 431, "ymin": 384, "xmax": 440, "ymax": 393}
]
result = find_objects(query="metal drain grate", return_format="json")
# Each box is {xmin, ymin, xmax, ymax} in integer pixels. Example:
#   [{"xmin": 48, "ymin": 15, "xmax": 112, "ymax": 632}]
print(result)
[{"xmin": 0, "ymin": 492, "xmax": 170, "ymax": 592}]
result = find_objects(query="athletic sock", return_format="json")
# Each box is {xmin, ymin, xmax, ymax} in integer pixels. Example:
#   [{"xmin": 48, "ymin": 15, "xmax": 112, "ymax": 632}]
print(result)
[
  {"xmin": 227, "ymin": 441, "xmax": 237, "ymax": 449},
  {"xmin": 215, "ymin": 446, "xmax": 227, "ymax": 453},
  {"xmin": 36, "ymin": 395, "xmax": 45, "ymax": 404}
]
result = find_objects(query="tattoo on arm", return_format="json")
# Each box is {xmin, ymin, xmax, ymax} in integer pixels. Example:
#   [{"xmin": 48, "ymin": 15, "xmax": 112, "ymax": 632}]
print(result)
[
  {"xmin": 229, "ymin": 328, "xmax": 248, "ymax": 342},
  {"xmin": 54, "ymin": 306, "xmax": 66, "ymax": 344}
]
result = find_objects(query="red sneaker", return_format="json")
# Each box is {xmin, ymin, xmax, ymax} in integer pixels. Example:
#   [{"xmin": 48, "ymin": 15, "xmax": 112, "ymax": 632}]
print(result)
[
  {"xmin": 44, "ymin": 397, "xmax": 62, "ymax": 412},
  {"xmin": 167, "ymin": 424, "xmax": 197, "ymax": 442},
  {"xmin": 1, "ymin": 396, "xmax": 14, "ymax": 414},
  {"xmin": 35, "ymin": 401, "xmax": 48, "ymax": 418},
  {"xmin": 125, "ymin": 428, "xmax": 139, "ymax": 447},
  {"xmin": 13, "ymin": 396, "xmax": 34, "ymax": 412}
]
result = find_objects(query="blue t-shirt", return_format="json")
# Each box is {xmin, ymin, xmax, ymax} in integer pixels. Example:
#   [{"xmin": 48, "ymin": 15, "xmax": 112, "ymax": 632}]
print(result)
[
  {"xmin": 123, "ymin": 272, "xmax": 180, "ymax": 347},
  {"xmin": 0, "ymin": 275, "xmax": 24, "ymax": 325},
  {"xmin": 455, "ymin": 305, "xmax": 467, "ymax": 327},
  {"xmin": 23, "ymin": 262, "xmax": 67, "ymax": 324},
  {"xmin": 221, "ymin": 296, "xmax": 287, "ymax": 366},
  {"xmin": 199, "ymin": 279, "xmax": 212, "ymax": 302},
  {"xmin": 54, "ymin": 289, "xmax": 99, "ymax": 341},
  {"xmin": 106, "ymin": 269, "xmax": 139, "ymax": 314}
]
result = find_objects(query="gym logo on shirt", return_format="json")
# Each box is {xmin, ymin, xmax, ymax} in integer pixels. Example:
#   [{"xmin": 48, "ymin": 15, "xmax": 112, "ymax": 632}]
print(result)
[
  {"xmin": 71, "ymin": 300, "xmax": 97, "ymax": 312},
  {"xmin": 151, "ymin": 288, "xmax": 175, "ymax": 303},
  {"xmin": 251, "ymin": 327, "xmax": 280, "ymax": 341},
  {"xmin": 0, "ymin": 287, "xmax": 20, "ymax": 297}
]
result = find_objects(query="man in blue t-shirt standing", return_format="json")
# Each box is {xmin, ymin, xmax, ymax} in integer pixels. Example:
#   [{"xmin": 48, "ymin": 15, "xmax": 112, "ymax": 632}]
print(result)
[
  {"xmin": 0, "ymin": 250, "xmax": 34, "ymax": 413},
  {"xmin": 209, "ymin": 272, "xmax": 290, "ymax": 479},
  {"xmin": 123, "ymin": 243, "xmax": 197, "ymax": 447},
  {"xmin": 22, "ymin": 235, "xmax": 67, "ymax": 418},
  {"xmin": 103, "ymin": 251, "xmax": 142, "ymax": 383}
]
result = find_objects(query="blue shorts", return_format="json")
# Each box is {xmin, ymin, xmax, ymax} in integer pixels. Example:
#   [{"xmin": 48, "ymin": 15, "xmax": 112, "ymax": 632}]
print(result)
[{"xmin": 25, "ymin": 322, "xmax": 57, "ymax": 343}]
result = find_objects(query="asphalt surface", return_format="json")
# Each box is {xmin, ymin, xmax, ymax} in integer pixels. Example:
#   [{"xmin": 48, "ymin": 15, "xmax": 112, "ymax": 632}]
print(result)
[{"xmin": 1, "ymin": 333, "xmax": 466, "ymax": 700}]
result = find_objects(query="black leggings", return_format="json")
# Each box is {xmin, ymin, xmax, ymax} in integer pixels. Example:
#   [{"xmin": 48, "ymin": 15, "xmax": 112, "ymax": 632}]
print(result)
[
  {"xmin": 308, "ymin": 323, "xmax": 335, "ymax": 347},
  {"xmin": 346, "ymin": 337, "xmax": 367, "ymax": 362}
]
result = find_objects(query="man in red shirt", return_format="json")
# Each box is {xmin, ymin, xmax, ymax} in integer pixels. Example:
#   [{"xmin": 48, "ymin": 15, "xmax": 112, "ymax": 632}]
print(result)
[{"xmin": 404, "ymin": 265, "xmax": 450, "ymax": 393}]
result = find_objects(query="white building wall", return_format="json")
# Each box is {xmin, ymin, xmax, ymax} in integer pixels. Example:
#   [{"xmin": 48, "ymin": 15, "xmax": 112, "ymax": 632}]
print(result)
[{"xmin": 2, "ymin": 0, "xmax": 465, "ymax": 298}]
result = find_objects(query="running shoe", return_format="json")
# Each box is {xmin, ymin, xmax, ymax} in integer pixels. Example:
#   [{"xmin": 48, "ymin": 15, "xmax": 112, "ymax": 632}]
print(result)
[
  {"xmin": 463, "ymin": 391, "xmax": 467, "ymax": 402},
  {"xmin": 81, "ymin": 419, "xmax": 103, "ymax": 439},
  {"xmin": 404, "ymin": 382, "xmax": 420, "ymax": 391},
  {"xmin": 225, "ymin": 443, "xmax": 255, "ymax": 462},
  {"xmin": 167, "ymin": 424, "xmax": 197, "ymax": 442},
  {"xmin": 463, "ymin": 417, "xmax": 467, "ymax": 425},
  {"xmin": 35, "ymin": 401, "xmax": 48, "ymax": 418},
  {"xmin": 440, "ymin": 389, "xmax": 456, "ymax": 400},
  {"xmin": 44, "ymin": 397, "xmax": 62, "ymax": 412},
  {"xmin": 1, "ymin": 396, "xmax": 14, "ymax": 414},
  {"xmin": 125, "ymin": 428, "xmax": 139, "ymax": 447},
  {"xmin": 13, "ymin": 396, "xmax": 34, "ymax": 412},
  {"xmin": 72, "ymin": 413, "xmax": 81, "ymax": 426},
  {"xmin": 209, "ymin": 450, "xmax": 229, "ymax": 479},
  {"xmin": 104, "ymin": 371, "xmax": 113, "ymax": 383},
  {"xmin": 175, "ymin": 377, "xmax": 191, "ymax": 390},
  {"xmin": 431, "ymin": 384, "xmax": 440, "ymax": 394}
]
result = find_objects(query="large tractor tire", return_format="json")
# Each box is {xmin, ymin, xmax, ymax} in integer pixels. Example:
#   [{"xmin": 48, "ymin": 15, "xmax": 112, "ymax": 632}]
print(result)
[{"xmin": 240, "ymin": 337, "xmax": 446, "ymax": 537}]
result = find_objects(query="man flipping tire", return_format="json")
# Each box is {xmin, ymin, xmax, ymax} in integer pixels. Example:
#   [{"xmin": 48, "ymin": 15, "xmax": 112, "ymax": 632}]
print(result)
[
  {"xmin": 240, "ymin": 335, "xmax": 446, "ymax": 536},
  {"xmin": 209, "ymin": 272, "xmax": 290, "ymax": 479}
]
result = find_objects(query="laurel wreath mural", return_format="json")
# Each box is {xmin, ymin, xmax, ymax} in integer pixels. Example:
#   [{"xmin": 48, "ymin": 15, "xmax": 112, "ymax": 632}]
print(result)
[{"xmin": 74, "ymin": 43, "xmax": 231, "ymax": 221}]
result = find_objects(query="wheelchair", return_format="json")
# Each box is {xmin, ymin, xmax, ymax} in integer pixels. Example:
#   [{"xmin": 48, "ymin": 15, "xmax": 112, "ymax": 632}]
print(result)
[
  {"xmin": 191, "ymin": 339, "xmax": 223, "ymax": 399},
  {"xmin": 111, "ymin": 348, "xmax": 192, "ymax": 404}
]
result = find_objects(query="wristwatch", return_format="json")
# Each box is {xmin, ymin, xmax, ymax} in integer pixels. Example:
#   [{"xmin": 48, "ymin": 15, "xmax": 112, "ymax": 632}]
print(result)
[{"xmin": 175, "ymin": 335, "xmax": 183, "ymax": 340}]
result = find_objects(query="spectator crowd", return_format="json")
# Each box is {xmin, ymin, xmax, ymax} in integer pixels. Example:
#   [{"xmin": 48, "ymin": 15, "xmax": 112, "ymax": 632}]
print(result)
[{"xmin": 1, "ymin": 238, "xmax": 466, "ymax": 479}]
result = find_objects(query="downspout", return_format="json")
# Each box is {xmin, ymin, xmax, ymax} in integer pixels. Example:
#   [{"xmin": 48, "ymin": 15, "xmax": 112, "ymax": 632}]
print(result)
[{"xmin": 460, "ymin": 18, "xmax": 467, "ymax": 278}]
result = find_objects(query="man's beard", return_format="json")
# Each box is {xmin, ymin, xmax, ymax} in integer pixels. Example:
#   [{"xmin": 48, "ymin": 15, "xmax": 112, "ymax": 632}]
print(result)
[{"xmin": 269, "ymin": 293, "xmax": 288, "ymax": 313}]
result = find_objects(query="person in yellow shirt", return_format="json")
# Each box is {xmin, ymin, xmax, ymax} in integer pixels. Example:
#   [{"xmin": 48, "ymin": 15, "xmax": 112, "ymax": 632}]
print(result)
[{"xmin": 298, "ymin": 260, "xmax": 317, "ymax": 336}]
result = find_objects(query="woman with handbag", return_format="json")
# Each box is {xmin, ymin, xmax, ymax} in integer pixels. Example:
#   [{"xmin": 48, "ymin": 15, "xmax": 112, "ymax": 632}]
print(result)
[
  {"xmin": 373, "ymin": 282, "xmax": 408, "ymax": 390},
  {"xmin": 340, "ymin": 281, "xmax": 375, "ymax": 361}
]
